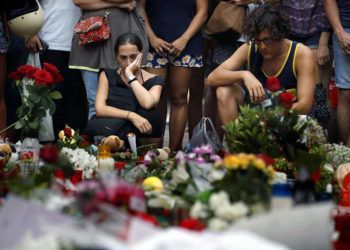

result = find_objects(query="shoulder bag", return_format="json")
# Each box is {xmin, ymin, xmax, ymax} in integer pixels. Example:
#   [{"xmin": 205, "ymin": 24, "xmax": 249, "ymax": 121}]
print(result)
[
  {"xmin": 73, "ymin": 11, "xmax": 111, "ymax": 46},
  {"xmin": 205, "ymin": 0, "xmax": 247, "ymax": 42}
]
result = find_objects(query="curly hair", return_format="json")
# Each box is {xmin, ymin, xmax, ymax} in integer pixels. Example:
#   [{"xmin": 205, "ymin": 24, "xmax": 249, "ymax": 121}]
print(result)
[{"xmin": 244, "ymin": 4, "xmax": 290, "ymax": 41}]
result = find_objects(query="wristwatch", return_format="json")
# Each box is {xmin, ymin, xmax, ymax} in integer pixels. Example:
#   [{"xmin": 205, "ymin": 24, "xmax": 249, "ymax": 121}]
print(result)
[{"xmin": 127, "ymin": 75, "xmax": 137, "ymax": 84}]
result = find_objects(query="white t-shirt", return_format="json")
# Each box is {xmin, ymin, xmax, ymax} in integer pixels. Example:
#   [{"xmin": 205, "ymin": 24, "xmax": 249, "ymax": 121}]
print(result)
[{"xmin": 38, "ymin": 0, "xmax": 81, "ymax": 51}]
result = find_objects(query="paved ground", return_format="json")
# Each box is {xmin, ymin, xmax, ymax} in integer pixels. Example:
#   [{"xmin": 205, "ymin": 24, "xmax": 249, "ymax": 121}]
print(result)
[{"xmin": 163, "ymin": 122, "xmax": 189, "ymax": 149}]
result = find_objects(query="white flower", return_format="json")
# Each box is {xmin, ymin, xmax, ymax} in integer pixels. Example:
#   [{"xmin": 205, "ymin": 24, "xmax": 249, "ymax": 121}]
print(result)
[
  {"xmin": 215, "ymin": 202, "xmax": 249, "ymax": 221},
  {"xmin": 209, "ymin": 191, "xmax": 230, "ymax": 211},
  {"xmin": 61, "ymin": 147, "xmax": 97, "ymax": 179},
  {"xmin": 170, "ymin": 165, "xmax": 190, "ymax": 186},
  {"xmin": 146, "ymin": 192, "xmax": 176, "ymax": 209},
  {"xmin": 190, "ymin": 201, "xmax": 209, "ymax": 219},
  {"xmin": 208, "ymin": 169, "xmax": 225, "ymax": 181},
  {"xmin": 208, "ymin": 217, "xmax": 229, "ymax": 231},
  {"xmin": 272, "ymin": 171, "xmax": 287, "ymax": 184},
  {"xmin": 323, "ymin": 163, "xmax": 334, "ymax": 173}
]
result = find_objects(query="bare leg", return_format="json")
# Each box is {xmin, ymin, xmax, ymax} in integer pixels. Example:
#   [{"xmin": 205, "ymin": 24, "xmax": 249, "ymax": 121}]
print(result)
[
  {"xmin": 216, "ymin": 84, "xmax": 244, "ymax": 125},
  {"xmin": 0, "ymin": 53, "xmax": 6, "ymax": 139},
  {"xmin": 188, "ymin": 67, "xmax": 204, "ymax": 138},
  {"xmin": 168, "ymin": 66, "xmax": 193, "ymax": 151},
  {"xmin": 337, "ymin": 89, "xmax": 350, "ymax": 146},
  {"xmin": 143, "ymin": 67, "xmax": 168, "ymax": 145},
  {"xmin": 204, "ymin": 84, "xmax": 224, "ymax": 139}
]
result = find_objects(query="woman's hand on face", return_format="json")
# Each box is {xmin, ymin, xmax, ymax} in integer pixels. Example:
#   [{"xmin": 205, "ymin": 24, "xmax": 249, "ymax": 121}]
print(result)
[
  {"xmin": 149, "ymin": 36, "xmax": 172, "ymax": 56},
  {"xmin": 128, "ymin": 112, "xmax": 152, "ymax": 134},
  {"xmin": 170, "ymin": 36, "xmax": 188, "ymax": 57},
  {"xmin": 242, "ymin": 71, "xmax": 266, "ymax": 104},
  {"xmin": 125, "ymin": 53, "xmax": 142, "ymax": 77}
]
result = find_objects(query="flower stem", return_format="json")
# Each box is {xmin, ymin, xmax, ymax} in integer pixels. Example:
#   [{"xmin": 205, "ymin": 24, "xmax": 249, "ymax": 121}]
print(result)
[{"xmin": 0, "ymin": 121, "xmax": 19, "ymax": 134}]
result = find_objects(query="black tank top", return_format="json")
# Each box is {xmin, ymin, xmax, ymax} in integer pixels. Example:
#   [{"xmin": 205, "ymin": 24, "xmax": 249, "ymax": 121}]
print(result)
[{"xmin": 247, "ymin": 41, "xmax": 299, "ymax": 90}]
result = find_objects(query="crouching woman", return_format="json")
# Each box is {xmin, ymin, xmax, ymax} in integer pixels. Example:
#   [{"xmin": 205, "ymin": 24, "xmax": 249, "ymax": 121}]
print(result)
[{"xmin": 86, "ymin": 33, "xmax": 164, "ymax": 146}]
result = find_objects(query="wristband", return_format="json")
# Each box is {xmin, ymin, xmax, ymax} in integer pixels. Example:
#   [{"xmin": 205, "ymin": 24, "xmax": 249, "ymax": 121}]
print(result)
[
  {"xmin": 126, "ymin": 111, "xmax": 132, "ymax": 120},
  {"xmin": 127, "ymin": 76, "xmax": 137, "ymax": 84}
]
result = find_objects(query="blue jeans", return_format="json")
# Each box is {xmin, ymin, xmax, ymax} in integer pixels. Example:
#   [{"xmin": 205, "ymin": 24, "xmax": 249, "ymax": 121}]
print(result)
[
  {"xmin": 333, "ymin": 29, "xmax": 350, "ymax": 89},
  {"xmin": 81, "ymin": 70, "xmax": 98, "ymax": 120}
]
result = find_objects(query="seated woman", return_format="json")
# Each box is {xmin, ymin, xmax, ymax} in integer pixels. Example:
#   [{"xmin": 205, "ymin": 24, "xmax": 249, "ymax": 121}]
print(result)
[
  {"xmin": 207, "ymin": 4, "xmax": 315, "ymax": 125},
  {"xmin": 86, "ymin": 33, "xmax": 164, "ymax": 146}
]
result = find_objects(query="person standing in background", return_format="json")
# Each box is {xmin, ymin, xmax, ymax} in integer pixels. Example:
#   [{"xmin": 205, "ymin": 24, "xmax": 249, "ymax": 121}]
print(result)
[
  {"xmin": 281, "ymin": 0, "xmax": 332, "ymax": 123},
  {"xmin": 70, "ymin": 0, "xmax": 148, "ymax": 121},
  {"xmin": 324, "ymin": 0, "xmax": 350, "ymax": 146},
  {"xmin": 0, "ymin": 16, "xmax": 8, "ymax": 139},
  {"xmin": 25, "ymin": 0, "xmax": 87, "ymax": 137},
  {"xmin": 140, "ymin": 0, "xmax": 208, "ymax": 151}
]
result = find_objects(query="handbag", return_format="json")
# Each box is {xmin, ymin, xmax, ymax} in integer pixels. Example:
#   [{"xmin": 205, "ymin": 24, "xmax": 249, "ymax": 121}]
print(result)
[
  {"xmin": 73, "ymin": 11, "xmax": 111, "ymax": 46},
  {"xmin": 205, "ymin": 0, "xmax": 247, "ymax": 42},
  {"xmin": 185, "ymin": 117, "xmax": 223, "ymax": 153}
]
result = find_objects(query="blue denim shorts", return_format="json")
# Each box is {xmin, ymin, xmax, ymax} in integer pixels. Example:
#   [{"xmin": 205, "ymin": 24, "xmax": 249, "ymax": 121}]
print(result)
[
  {"xmin": 145, "ymin": 52, "xmax": 203, "ymax": 68},
  {"xmin": 0, "ymin": 21, "xmax": 8, "ymax": 53},
  {"xmin": 333, "ymin": 30, "xmax": 350, "ymax": 89},
  {"xmin": 288, "ymin": 33, "xmax": 322, "ymax": 49}
]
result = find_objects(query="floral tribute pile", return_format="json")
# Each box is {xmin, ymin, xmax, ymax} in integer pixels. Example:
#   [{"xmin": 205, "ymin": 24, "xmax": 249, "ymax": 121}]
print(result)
[{"xmin": 0, "ymin": 106, "xmax": 350, "ymax": 248}]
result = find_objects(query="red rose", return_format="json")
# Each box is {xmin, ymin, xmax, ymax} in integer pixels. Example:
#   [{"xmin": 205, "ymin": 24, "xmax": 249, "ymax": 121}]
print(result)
[
  {"xmin": 8, "ymin": 70, "xmax": 25, "ymax": 81},
  {"xmin": 266, "ymin": 77, "xmax": 281, "ymax": 92},
  {"xmin": 40, "ymin": 144, "xmax": 59, "ymax": 163},
  {"xmin": 17, "ymin": 65, "xmax": 37, "ymax": 78},
  {"xmin": 64, "ymin": 127, "xmax": 72, "ymax": 138},
  {"xmin": 70, "ymin": 170, "xmax": 83, "ymax": 185},
  {"xmin": 54, "ymin": 169, "xmax": 65, "ymax": 180},
  {"xmin": 279, "ymin": 91, "xmax": 294, "ymax": 109},
  {"xmin": 43, "ymin": 63, "xmax": 63, "ymax": 83},
  {"xmin": 135, "ymin": 212, "xmax": 160, "ymax": 226},
  {"xmin": 32, "ymin": 68, "xmax": 54, "ymax": 86},
  {"xmin": 179, "ymin": 218, "xmax": 206, "ymax": 231},
  {"xmin": 256, "ymin": 153, "xmax": 275, "ymax": 166}
]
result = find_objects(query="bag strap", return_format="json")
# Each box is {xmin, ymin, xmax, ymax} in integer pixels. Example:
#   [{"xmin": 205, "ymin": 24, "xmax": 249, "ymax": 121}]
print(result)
[
  {"xmin": 79, "ymin": 9, "xmax": 110, "ymax": 22},
  {"xmin": 203, "ymin": 117, "xmax": 216, "ymax": 132}
]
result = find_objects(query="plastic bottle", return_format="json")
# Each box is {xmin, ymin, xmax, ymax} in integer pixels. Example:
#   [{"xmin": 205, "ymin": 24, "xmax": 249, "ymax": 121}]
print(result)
[
  {"xmin": 20, "ymin": 137, "xmax": 40, "ymax": 175},
  {"xmin": 260, "ymin": 91, "xmax": 275, "ymax": 110}
]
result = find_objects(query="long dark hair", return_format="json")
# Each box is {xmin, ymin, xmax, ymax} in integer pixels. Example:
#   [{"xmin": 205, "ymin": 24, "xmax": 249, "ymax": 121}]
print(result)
[
  {"xmin": 244, "ymin": 4, "xmax": 290, "ymax": 41},
  {"xmin": 114, "ymin": 33, "xmax": 143, "ymax": 54}
]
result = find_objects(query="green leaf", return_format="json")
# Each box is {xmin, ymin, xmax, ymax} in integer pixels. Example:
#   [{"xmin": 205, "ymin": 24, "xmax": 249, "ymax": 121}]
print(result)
[
  {"xmin": 15, "ymin": 122, "xmax": 23, "ymax": 129},
  {"xmin": 50, "ymin": 91, "xmax": 62, "ymax": 100},
  {"xmin": 28, "ymin": 121, "xmax": 40, "ymax": 129}
]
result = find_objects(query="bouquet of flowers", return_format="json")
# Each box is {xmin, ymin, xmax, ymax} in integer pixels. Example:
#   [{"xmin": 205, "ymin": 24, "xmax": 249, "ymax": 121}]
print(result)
[
  {"xmin": 8, "ymin": 63, "xmax": 63, "ymax": 136},
  {"xmin": 189, "ymin": 153, "xmax": 274, "ymax": 230}
]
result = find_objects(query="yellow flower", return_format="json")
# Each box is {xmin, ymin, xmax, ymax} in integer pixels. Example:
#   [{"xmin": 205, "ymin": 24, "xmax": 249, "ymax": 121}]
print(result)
[
  {"xmin": 253, "ymin": 159, "xmax": 266, "ymax": 169},
  {"xmin": 142, "ymin": 176, "xmax": 164, "ymax": 192},
  {"xmin": 223, "ymin": 155, "xmax": 240, "ymax": 169}
]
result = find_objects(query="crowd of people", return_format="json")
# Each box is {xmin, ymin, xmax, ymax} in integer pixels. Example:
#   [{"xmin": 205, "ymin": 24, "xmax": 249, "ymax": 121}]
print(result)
[{"xmin": 0, "ymin": 0, "xmax": 349, "ymax": 150}]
